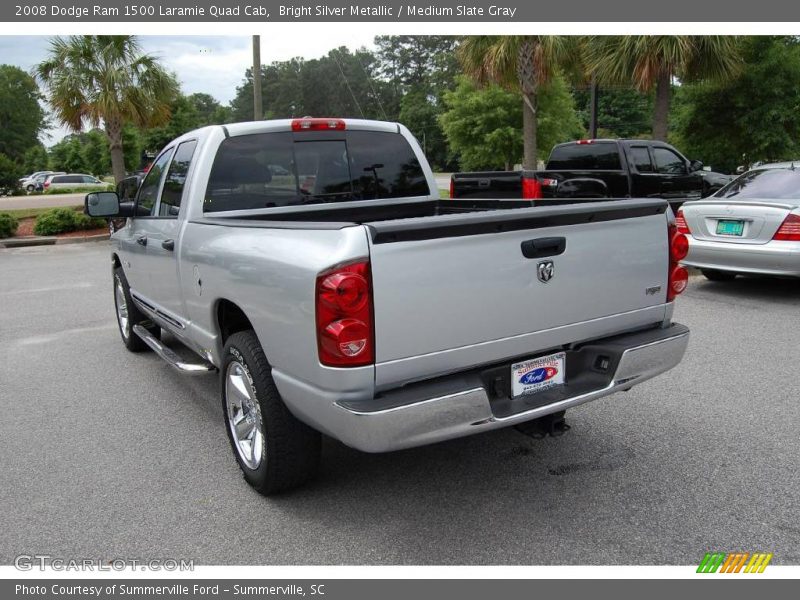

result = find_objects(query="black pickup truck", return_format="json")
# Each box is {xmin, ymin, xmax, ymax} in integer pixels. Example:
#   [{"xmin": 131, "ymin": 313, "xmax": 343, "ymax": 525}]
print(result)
[{"xmin": 450, "ymin": 139, "xmax": 732, "ymax": 210}]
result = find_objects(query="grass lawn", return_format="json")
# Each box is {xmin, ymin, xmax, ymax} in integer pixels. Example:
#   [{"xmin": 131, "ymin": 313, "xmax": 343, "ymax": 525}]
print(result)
[{"xmin": 439, "ymin": 188, "xmax": 450, "ymax": 199}]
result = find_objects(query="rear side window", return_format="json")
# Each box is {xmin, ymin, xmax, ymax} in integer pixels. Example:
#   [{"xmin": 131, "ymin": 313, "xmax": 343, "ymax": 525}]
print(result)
[
  {"xmin": 159, "ymin": 140, "xmax": 197, "ymax": 217},
  {"xmin": 630, "ymin": 146, "xmax": 653, "ymax": 173},
  {"xmin": 204, "ymin": 130, "xmax": 430, "ymax": 212},
  {"xmin": 653, "ymin": 147, "xmax": 687, "ymax": 175},
  {"xmin": 715, "ymin": 168, "xmax": 800, "ymax": 200},
  {"xmin": 546, "ymin": 142, "xmax": 622, "ymax": 170}
]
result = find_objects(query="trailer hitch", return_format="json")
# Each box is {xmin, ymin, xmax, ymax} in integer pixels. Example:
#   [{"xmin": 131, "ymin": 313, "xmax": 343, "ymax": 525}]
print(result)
[{"xmin": 514, "ymin": 410, "xmax": 570, "ymax": 439}]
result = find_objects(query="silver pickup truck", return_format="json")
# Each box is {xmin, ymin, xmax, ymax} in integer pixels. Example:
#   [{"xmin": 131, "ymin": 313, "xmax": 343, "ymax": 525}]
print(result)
[{"xmin": 86, "ymin": 118, "xmax": 690, "ymax": 495}]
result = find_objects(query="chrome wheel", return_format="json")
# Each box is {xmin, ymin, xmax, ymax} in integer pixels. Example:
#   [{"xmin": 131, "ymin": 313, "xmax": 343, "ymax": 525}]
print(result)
[
  {"xmin": 114, "ymin": 278, "xmax": 130, "ymax": 340},
  {"xmin": 225, "ymin": 361, "xmax": 264, "ymax": 470}
]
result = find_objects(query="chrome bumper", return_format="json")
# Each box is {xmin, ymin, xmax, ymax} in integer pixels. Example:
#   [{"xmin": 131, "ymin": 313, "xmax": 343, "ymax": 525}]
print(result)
[
  {"xmin": 324, "ymin": 324, "xmax": 690, "ymax": 452},
  {"xmin": 683, "ymin": 238, "xmax": 800, "ymax": 276}
]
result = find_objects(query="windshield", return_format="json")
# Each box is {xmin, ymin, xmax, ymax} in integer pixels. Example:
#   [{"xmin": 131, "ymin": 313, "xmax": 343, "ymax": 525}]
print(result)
[{"xmin": 714, "ymin": 168, "xmax": 800, "ymax": 200}]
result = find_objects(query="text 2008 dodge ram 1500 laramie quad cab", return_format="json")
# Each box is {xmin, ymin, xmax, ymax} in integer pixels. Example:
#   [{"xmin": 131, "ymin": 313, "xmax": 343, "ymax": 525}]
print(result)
[{"xmin": 86, "ymin": 118, "xmax": 690, "ymax": 495}]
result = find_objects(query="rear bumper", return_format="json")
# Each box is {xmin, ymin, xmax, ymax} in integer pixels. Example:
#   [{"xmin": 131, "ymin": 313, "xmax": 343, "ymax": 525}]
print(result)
[
  {"xmin": 682, "ymin": 237, "xmax": 800, "ymax": 276},
  {"xmin": 299, "ymin": 323, "xmax": 689, "ymax": 453}
]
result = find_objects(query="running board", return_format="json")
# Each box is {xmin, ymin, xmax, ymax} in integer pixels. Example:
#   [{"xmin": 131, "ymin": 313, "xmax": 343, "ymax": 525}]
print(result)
[{"xmin": 132, "ymin": 324, "xmax": 216, "ymax": 375}]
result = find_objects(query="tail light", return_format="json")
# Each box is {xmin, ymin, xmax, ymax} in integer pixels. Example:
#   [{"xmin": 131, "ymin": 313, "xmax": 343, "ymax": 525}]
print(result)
[
  {"xmin": 576, "ymin": 139, "xmax": 595, "ymax": 145},
  {"xmin": 522, "ymin": 177, "xmax": 543, "ymax": 199},
  {"xmin": 675, "ymin": 209, "xmax": 691, "ymax": 234},
  {"xmin": 773, "ymin": 213, "xmax": 800, "ymax": 241},
  {"xmin": 292, "ymin": 118, "xmax": 345, "ymax": 132},
  {"xmin": 44, "ymin": 181, "xmax": 50, "ymax": 188},
  {"xmin": 667, "ymin": 223, "xmax": 689, "ymax": 301},
  {"xmin": 449, "ymin": 177, "xmax": 455, "ymax": 199},
  {"xmin": 316, "ymin": 261, "xmax": 373, "ymax": 367}
]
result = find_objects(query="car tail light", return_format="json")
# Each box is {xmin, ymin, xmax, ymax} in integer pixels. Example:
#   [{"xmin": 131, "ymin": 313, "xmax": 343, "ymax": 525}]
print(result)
[
  {"xmin": 449, "ymin": 177, "xmax": 455, "ymax": 199},
  {"xmin": 44, "ymin": 181, "xmax": 50, "ymax": 188},
  {"xmin": 522, "ymin": 177, "xmax": 543, "ymax": 199},
  {"xmin": 316, "ymin": 261, "xmax": 373, "ymax": 367},
  {"xmin": 576, "ymin": 139, "xmax": 594, "ymax": 145},
  {"xmin": 670, "ymin": 230, "xmax": 690, "ymax": 262},
  {"xmin": 773, "ymin": 213, "xmax": 800, "ymax": 241},
  {"xmin": 667, "ymin": 223, "xmax": 689, "ymax": 301},
  {"xmin": 675, "ymin": 209, "xmax": 691, "ymax": 234},
  {"xmin": 292, "ymin": 118, "xmax": 345, "ymax": 132}
]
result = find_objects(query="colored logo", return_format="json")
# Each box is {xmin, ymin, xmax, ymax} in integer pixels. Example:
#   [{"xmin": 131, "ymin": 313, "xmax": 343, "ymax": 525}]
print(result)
[
  {"xmin": 519, "ymin": 366, "xmax": 558, "ymax": 385},
  {"xmin": 697, "ymin": 552, "xmax": 773, "ymax": 573}
]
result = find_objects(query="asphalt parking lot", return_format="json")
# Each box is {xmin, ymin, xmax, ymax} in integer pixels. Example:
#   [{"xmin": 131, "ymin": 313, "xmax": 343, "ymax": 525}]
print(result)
[{"xmin": 1, "ymin": 241, "xmax": 799, "ymax": 565}]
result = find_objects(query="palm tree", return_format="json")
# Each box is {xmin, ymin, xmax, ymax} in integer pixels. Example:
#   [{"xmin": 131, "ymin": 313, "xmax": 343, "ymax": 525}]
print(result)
[
  {"xmin": 36, "ymin": 35, "xmax": 178, "ymax": 183},
  {"xmin": 458, "ymin": 36, "xmax": 579, "ymax": 170},
  {"xmin": 584, "ymin": 36, "xmax": 741, "ymax": 141}
]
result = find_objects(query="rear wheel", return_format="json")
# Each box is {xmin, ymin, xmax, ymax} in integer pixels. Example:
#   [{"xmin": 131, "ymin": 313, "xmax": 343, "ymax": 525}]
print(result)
[
  {"xmin": 701, "ymin": 269, "xmax": 737, "ymax": 282},
  {"xmin": 222, "ymin": 330, "xmax": 321, "ymax": 495}
]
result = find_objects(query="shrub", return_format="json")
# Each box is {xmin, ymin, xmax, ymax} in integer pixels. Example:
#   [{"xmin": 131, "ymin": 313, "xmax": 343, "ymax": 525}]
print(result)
[
  {"xmin": 74, "ymin": 213, "xmax": 107, "ymax": 230},
  {"xmin": 0, "ymin": 213, "xmax": 19, "ymax": 238},
  {"xmin": 33, "ymin": 208, "xmax": 106, "ymax": 236},
  {"xmin": 33, "ymin": 208, "xmax": 80, "ymax": 236}
]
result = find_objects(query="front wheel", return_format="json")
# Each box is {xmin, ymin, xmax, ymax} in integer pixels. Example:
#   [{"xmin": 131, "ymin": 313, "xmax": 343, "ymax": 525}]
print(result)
[
  {"xmin": 113, "ymin": 266, "xmax": 158, "ymax": 352},
  {"xmin": 26, "ymin": 184, "xmax": 35, "ymax": 193},
  {"xmin": 222, "ymin": 330, "xmax": 321, "ymax": 495},
  {"xmin": 702, "ymin": 269, "xmax": 737, "ymax": 282}
]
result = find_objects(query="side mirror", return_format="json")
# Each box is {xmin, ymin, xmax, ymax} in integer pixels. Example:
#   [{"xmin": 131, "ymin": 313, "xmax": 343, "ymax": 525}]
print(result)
[
  {"xmin": 85, "ymin": 191, "xmax": 121, "ymax": 217},
  {"xmin": 689, "ymin": 159, "xmax": 704, "ymax": 172}
]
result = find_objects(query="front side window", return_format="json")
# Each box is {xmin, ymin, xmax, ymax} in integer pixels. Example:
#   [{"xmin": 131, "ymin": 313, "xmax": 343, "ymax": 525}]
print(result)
[
  {"xmin": 137, "ymin": 148, "xmax": 174, "ymax": 216},
  {"xmin": 653, "ymin": 147, "xmax": 687, "ymax": 175},
  {"xmin": 159, "ymin": 140, "xmax": 197, "ymax": 217}
]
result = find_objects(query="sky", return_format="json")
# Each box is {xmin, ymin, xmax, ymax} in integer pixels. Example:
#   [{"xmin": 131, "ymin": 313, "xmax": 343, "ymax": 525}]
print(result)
[{"xmin": 0, "ymin": 34, "xmax": 376, "ymax": 146}]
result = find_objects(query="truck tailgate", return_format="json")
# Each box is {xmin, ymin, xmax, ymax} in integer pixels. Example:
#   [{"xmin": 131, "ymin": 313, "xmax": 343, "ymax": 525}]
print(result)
[{"xmin": 366, "ymin": 199, "xmax": 671, "ymax": 388}]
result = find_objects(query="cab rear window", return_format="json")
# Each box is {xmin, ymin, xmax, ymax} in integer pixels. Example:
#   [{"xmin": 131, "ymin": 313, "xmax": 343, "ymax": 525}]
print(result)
[
  {"xmin": 546, "ymin": 142, "xmax": 622, "ymax": 170},
  {"xmin": 204, "ymin": 130, "xmax": 430, "ymax": 212}
]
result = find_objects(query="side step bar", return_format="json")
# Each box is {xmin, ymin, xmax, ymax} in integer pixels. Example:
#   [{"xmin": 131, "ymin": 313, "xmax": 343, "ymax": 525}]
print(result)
[{"xmin": 132, "ymin": 324, "xmax": 216, "ymax": 375}]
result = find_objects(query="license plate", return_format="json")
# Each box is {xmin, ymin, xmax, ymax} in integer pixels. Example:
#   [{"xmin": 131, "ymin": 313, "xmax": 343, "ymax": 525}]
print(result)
[
  {"xmin": 511, "ymin": 352, "xmax": 566, "ymax": 398},
  {"xmin": 716, "ymin": 219, "xmax": 744, "ymax": 236}
]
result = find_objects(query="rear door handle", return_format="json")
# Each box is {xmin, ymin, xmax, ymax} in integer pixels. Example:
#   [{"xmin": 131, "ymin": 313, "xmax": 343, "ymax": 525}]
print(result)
[
  {"xmin": 521, "ymin": 237, "xmax": 566, "ymax": 259},
  {"xmin": 161, "ymin": 239, "xmax": 175, "ymax": 251},
  {"xmin": 136, "ymin": 235, "xmax": 147, "ymax": 247}
]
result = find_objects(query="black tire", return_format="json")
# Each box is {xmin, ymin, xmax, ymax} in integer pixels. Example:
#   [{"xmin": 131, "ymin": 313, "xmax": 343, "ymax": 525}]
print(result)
[
  {"xmin": 221, "ymin": 330, "xmax": 321, "ymax": 495},
  {"xmin": 702, "ymin": 269, "xmax": 737, "ymax": 282},
  {"xmin": 113, "ymin": 266, "xmax": 158, "ymax": 352},
  {"xmin": 26, "ymin": 184, "xmax": 34, "ymax": 193}
]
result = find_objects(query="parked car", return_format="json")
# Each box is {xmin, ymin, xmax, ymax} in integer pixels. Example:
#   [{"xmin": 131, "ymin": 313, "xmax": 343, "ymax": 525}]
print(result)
[
  {"xmin": 43, "ymin": 173, "xmax": 107, "ymax": 192},
  {"xmin": 679, "ymin": 162, "xmax": 800, "ymax": 280},
  {"xmin": 19, "ymin": 170, "xmax": 57, "ymax": 192},
  {"xmin": 86, "ymin": 118, "xmax": 690, "ymax": 495},
  {"xmin": 451, "ymin": 139, "xmax": 733, "ymax": 212}
]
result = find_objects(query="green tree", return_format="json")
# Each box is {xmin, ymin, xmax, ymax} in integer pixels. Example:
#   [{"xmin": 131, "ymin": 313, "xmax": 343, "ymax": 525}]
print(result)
[
  {"xmin": 584, "ymin": 36, "xmax": 741, "ymax": 141},
  {"xmin": 36, "ymin": 35, "xmax": 179, "ymax": 183},
  {"xmin": 22, "ymin": 144, "xmax": 50, "ymax": 175},
  {"xmin": 82, "ymin": 129, "xmax": 111, "ymax": 176},
  {"xmin": 674, "ymin": 36, "xmax": 800, "ymax": 172},
  {"xmin": 0, "ymin": 153, "xmax": 24, "ymax": 190},
  {"xmin": 441, "ymin": 75, "xmax": 583, "ymax": 171},
  {"xmin": 574, "ymin": 87, "xmax": 653, "ymax": 139},
  {"xmin": 458, "ymin": 36, "xmax": 580, "ymax": 170},
  {"xmin": 141, "ymin": 94, "xmax": 202, "ymax": 153},
  {"xmin": 399, "ymin": 88, "xmax": 451, "ymax": 170},
  {"xmin": 0, "ymin": 65, "xmax": 47, "ymax": 163}
]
